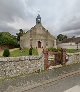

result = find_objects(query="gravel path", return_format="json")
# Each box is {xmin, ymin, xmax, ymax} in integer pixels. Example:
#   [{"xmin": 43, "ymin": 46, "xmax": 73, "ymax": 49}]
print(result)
[{"xmin": 37, "ymin": 48, "xmax": 43, "ymax": 55}]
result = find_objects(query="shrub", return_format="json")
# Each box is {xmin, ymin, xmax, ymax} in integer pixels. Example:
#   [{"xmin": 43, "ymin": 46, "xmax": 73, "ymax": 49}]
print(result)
[
  {"xmin": 3, "ymin": 48, "xmax": 10, "ymax": 57},
  {"xmin": 29, "ymin": 48, "xmax": 33, "ymax": 55},
  {"xmin": 48, "ymin": 48, "xmax": 57, "ymax": 52}
]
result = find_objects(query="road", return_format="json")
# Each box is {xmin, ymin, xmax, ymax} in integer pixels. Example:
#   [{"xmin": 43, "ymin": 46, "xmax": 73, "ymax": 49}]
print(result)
[
  {"xmin": 1, "ymin": 63, "xmax": 80, "ymax": 92},
  {"xmin": 23, "ymin": 71, "xmax": 80, "ymax": 92}
]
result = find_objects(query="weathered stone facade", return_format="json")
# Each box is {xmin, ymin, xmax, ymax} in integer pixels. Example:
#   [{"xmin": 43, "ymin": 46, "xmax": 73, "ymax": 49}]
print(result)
[{"xmin": 20, "ymin": 14, "xmax": 56, "ymax": 49}]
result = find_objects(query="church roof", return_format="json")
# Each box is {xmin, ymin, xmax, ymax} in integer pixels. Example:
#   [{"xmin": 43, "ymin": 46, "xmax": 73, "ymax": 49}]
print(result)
[{"xmin": 29, "ymin": 23, "xmax": 56, "ymax": 39}]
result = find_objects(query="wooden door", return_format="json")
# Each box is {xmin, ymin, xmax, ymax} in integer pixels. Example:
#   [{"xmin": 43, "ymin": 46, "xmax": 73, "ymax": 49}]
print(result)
[{"xmin": 38, "ymin": 41, "xmax": 41, "ymax": 48}]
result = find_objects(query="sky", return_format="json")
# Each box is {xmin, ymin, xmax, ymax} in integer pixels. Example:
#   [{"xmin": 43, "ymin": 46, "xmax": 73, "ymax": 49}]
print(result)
[{"xmin": 0, "ymin": 0, "xmax": 80, "ymax": 37}]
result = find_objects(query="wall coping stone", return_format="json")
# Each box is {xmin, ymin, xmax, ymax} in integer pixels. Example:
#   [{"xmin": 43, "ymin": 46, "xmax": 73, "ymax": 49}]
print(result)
[{"xmin": 0, "ymin": 55, "xmax": 43, "ymax": 62}]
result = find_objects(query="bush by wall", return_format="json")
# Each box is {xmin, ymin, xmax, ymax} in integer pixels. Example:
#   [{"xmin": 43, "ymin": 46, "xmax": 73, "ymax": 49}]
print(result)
[{"xmin": 3, "ymin": 48, "xmax": 10, "ymax": 57}]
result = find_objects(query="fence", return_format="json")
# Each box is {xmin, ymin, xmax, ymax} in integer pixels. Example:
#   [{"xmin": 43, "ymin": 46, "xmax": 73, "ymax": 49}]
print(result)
[
  {"xmin": 43, "ymin": 48, "xmax": 80, "ymax": 69},
  {"xmin": 43, "ymin": 48, "xmax": 67, "ymax": 70}
]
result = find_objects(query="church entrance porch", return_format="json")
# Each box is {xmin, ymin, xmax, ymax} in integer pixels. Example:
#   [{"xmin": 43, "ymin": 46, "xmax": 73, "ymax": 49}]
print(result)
[{"xmin": 38, "ymin": 41, "xmax": 41, "ymax": 48}]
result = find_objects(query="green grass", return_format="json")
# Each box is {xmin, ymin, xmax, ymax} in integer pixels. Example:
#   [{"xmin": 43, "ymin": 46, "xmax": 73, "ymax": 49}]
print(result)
[
  {"xmin": 32, "ymin": 48, "xmax": 38, "ymax": 56},
  {"xmin": 10, "ymin": 48, "xmax": 38, "ymax": 57},
  {"xmin": 66, "ymin": 49, "xmax": 80, "ymax": 53}
]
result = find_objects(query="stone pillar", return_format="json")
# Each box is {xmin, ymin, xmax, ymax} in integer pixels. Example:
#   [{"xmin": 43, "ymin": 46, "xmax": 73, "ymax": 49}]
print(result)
[
  {"xmin": 54, "ymin": 40, "xmax": 57, "ymax": 48},
  {"xmin": 43, "ymin": 48, "xmax": 49, "ymax": 70},
  {"xmin": 61, "ymin": 48, "xmax": 66, "ymax": 65},
  {"xmin": 54, "ymin": 52, "xmax": 59, "ymax": 65}
]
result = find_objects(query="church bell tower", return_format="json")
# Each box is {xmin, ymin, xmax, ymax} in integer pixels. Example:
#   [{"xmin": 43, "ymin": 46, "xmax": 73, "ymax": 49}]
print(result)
[{"xmin": 36, "ymin": 14, "xmax": 41, "ymax": 24}]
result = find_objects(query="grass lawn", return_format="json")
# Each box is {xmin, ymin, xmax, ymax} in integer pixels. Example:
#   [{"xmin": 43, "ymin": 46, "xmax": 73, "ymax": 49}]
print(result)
[
  {"xmin": 66, "ymin": 49, "xmax": 80, "ymax": 53},
  {"xmin": 10, "ymin": 48, "xmax": 38, "ymax": 57}
]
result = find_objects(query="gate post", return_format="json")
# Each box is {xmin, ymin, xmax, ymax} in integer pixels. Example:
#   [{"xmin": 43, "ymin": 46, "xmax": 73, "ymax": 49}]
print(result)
[
  {"xmin": 43, "ymin": 49, "xmax": 49, "ymax": 70},
  {"xmin": 61, "ymin": 48, "xmax": 66, "ymax": 65}
]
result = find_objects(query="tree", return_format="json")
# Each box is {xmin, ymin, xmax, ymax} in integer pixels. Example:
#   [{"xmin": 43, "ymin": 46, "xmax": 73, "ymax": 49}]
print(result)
[
  {"xmin": 29, "ymin": 47, "xmax": 33, "ymax": 55},
  {"xmin": 57, "ymin": 34, "xmax": 67, "ymax": 41},
  {"xmin": 0, "ymin": 32, "xmax": 19, "ymax": 48},
  {"xmin": 16, "ymin": 29, "xmax": 24, "ymax": 42}
]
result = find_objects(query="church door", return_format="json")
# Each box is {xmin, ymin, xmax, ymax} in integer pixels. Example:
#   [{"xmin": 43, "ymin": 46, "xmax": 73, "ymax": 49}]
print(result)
[{"xmin": 38, "ymin": 41, "xmax": 41, "ymax": 48}]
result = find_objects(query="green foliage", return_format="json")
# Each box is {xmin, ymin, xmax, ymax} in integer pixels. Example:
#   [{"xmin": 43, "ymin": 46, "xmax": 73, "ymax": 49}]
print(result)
[
  {"xmin": 66, "ymin": 49, "xmax": 80, "ymax": 53},
  {"xmin": 3, "ymin": 49, "xmax": 10, "ymax": 57},
  {"xmin": 0, "ymin": 32, "xmax": 19, "ymax": 47},
  {"xmin": 48, "ymin": 48, "xmax": 62, "ymax": 52},
  {"xmin": 48, "ymin": 48, "xmax": 57, "ymax": 52},
  {"xmin": 29, "ymin": 48, "xmax": 33, "ymax": 55},
  {"xmin": 32, "ymin": 48, "xmax": 38, "ymax": 55},
  {"xmin": 16, "ymin": 29, "xmax": 24, "ymax": 42},
  {"xmin": 57, "ymin": 34, "xmax": 67, "ymax": 41}
]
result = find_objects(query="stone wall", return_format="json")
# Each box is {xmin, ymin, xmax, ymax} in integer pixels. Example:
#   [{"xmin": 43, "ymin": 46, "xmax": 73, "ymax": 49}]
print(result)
[
  {"xmin": 0, "ymin": 56, "xmax": 44, "ymax": 78},
  {"xmin": 1, "ymin": 62, "xmax": 80, "ymax": 92},
  {"xmin": 66, "ymin": 53, "xmax": 80, "ymax": 65},
  {"xmin": 58, "ymin": 42, "xmax": 80, "ymax": 49},
  {"xmin": 20, "ymin": 31, "xmax": 30, "ymax": 49}
]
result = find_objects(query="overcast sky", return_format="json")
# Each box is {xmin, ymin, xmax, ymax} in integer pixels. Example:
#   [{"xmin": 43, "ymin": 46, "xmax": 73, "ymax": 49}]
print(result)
[{"xmin": 0, "ymin": 0, "xmax": 80, "ymax": 37}]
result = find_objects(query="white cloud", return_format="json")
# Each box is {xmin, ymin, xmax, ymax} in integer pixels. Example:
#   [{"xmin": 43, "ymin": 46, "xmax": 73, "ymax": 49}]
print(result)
[{"xmin": 0, "ymin": 0, "xmax": 80, "ymax": 36}]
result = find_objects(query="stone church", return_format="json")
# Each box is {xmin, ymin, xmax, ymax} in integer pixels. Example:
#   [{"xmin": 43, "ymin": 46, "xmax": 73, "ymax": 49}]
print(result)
[{"xmin": 20, "ymin": 14, "xmax": 56, "ymax": 49}]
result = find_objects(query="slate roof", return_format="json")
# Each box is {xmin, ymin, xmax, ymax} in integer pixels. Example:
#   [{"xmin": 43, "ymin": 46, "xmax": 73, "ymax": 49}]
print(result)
[{"xmin": 62, "ymin": 37, "xmax": 80, "ymax": 43}]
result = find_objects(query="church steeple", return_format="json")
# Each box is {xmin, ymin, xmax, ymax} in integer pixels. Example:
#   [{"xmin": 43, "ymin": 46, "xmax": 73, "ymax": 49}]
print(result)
[{"xmin": 36, "ymin": 14, "xmax": 41, "ymax": 24}]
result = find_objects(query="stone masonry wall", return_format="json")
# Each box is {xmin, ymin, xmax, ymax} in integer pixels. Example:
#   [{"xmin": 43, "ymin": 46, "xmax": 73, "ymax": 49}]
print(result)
[
  {"xmin": 0, "ymin": 56, "xmax": 44, "ymax": 78},
  {"xmin": 58, "ymin": 42, "xmax": 80, "ymax": 49},
  {"xmin": 66, "ymin": 53, "xmax": 80, "ymax": 65}
]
